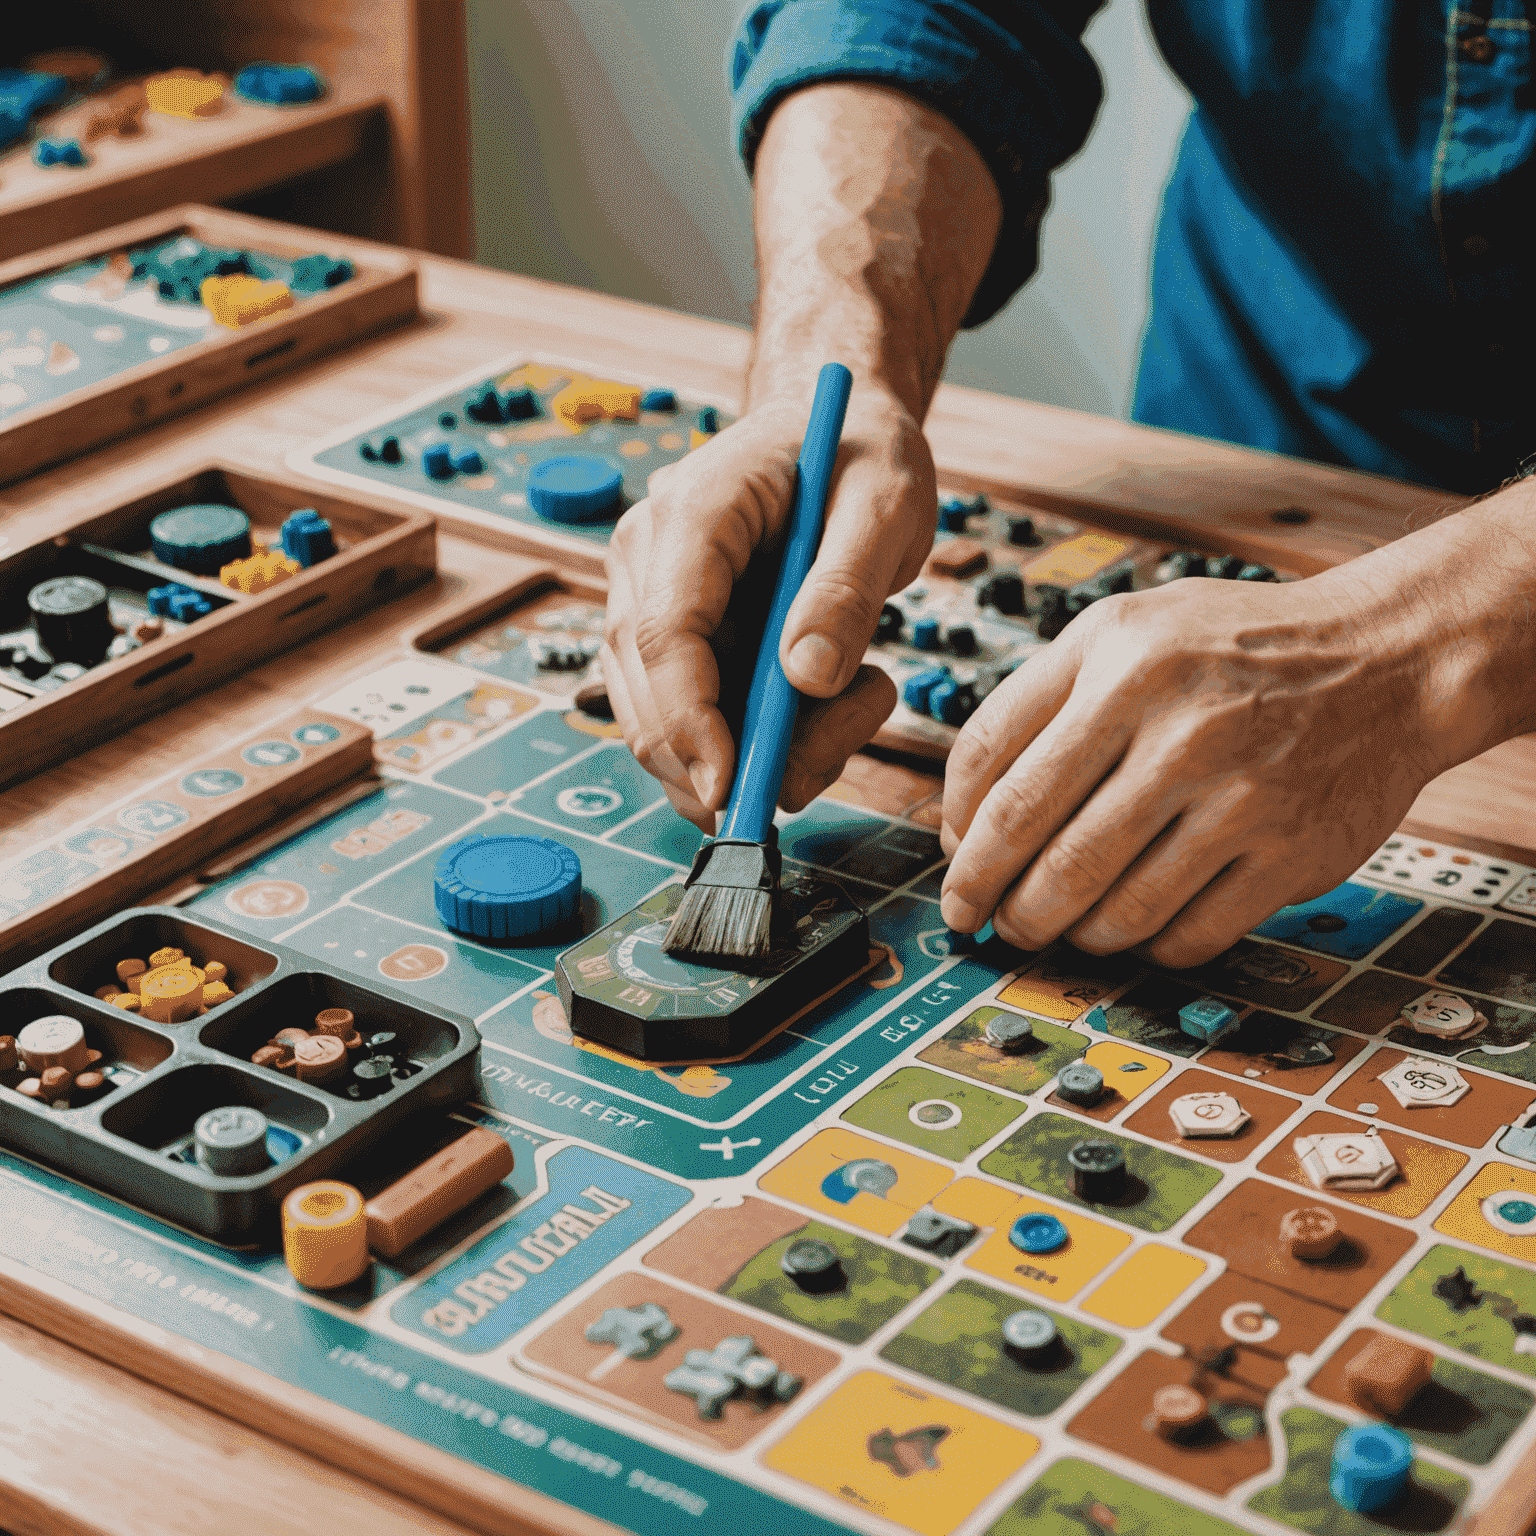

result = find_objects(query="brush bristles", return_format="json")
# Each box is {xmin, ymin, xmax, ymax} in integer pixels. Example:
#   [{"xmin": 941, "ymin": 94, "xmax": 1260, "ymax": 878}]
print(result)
[{"xmin": 665, "ymin": 883, "xmax": 773, "ymax": 962}]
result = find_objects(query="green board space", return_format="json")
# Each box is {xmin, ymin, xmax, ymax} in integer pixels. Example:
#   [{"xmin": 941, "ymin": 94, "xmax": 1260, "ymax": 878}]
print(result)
[
  {"xmin": 721, "ymin": 1219, "xmax": 939, "ymax": 1345},
  {"xmin": 989, "ymin": 1456, "xmax": 1248, "ymax": 1536},
  {"xmin": 1247, "ymin": 1407, "xmax": 1467, "ymax": 1535},
  {"xmin": 1386, "ymin": 1353, "xmax": 1533, "ymax": 1466},
  {"xmin": 880, "ymin": 1278, "xmax": 1119, "ymax": 1417},
  {"xmin": 916, "ymin": 1006, "xmax": 1086, "ymax": 1097},
  {"xmin": 1378, "ymin": 1245, "xmax": 1536, "ymax": 1379},
  {"xmin": 979, "ymin": 1112, "xmax": 1223, "ymax": 1233},
  {"xmin": 840, "ymin": 1064, "xmax": 1025, "ymax": 1159}
]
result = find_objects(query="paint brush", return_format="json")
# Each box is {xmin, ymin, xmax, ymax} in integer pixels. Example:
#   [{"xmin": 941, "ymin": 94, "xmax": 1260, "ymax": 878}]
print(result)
[{"xmin": 663, "ymin": 360, "xmax": 853, "ymax": 964}]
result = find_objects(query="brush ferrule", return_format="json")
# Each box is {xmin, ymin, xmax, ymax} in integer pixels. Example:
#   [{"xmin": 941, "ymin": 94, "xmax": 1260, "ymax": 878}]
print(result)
[{"xmin": 682, "ymin": 835, "xmax": 781, "ymax": 890}]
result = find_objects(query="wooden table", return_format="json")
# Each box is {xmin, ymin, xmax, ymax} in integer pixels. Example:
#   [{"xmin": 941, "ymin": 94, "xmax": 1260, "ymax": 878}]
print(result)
[{"xmin": 0, "ymin": 225, "xmax": 1526, "ymax": 1536}]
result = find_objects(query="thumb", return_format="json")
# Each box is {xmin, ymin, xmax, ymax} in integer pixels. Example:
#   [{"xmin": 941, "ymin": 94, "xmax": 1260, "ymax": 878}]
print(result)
[{"xmin": 778, "ymin": 451, "xmax": 932, "ymax": 699}]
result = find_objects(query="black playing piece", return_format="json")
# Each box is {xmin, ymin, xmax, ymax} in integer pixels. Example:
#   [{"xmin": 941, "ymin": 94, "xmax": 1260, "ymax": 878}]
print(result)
[
  {"xmin": 780, "ymin": 1237, "xmax": 846, "ymax": 1294},
  {"xmin": 1007, "ymin": 516, "xmax": 1041, "ymax": 546},
  {"xmin": 1306, "ymin": 913, "xmax": 1348, "ymax": 932},
  {"xmin": 978, "ymin": 571, "xmax": 1026, "ymax": 616},
  {"xmin": 350, "ymin": 1056, "xmax": 394, "ymax": 1099},
  {"xmin": 1434, "ymin": 1266, "xmax": 1483, "ymax": 1313},
  {"xmin": 1035, "ymin": 585, "xmax": 1069, "ymax": 639},
  {"xmin": 1165, "ymin": 550, "xmax": 1207, "ymax": 579},
  {"xmin": 28, "ymin": 576, "xmax": 116, "ymax": 664},
  {"xmin": 1056, "ymin": 1061, "xmax": 1105, "ymax": 1107},
  {"xmin": 1237, "ymin": 563, "xmax": 1278, "ymax": 581},
  {"xmin": 902, "ymin": 1208, "xmax": 978, "ymax": 1256},
  {"xmin": 946, "ymin": 623, "xmax": 977, "ymax": 657},
  {"xmin": 379, "ymin": 435, "xmax": 403, "ymax": 464},
  {"xmin": 6, "ymin": 645, "xmax": 51, "ymax": 680},
  {"xmin": 874, "ymin": 603, "xmax": 904, "ymax": 644},
  {"xmin": 1067, "ymin": 1138, "xmax": 1126, "ymax": 1203},
  {"xmin": 1208, "ymin": 554, "xmax": 1246, "ymax": 578}
]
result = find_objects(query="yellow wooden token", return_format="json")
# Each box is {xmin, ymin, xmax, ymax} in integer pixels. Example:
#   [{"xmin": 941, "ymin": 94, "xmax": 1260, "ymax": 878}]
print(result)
[
  {"xmin": 282, "ymin": 1182, "xmax": 370, "ymax": 1289},
  {"xmin": 201, "ymin": 981, "xmax": 235, "ymax": 1008},
  {"xmin": 145, "ymin": 71, "xmax": 224, "ymax": 119},
  {"xmin": 138, "ymin": 966, "xmax": 204, "ymax": 1023},
  {"xmin": 147, "ymin": 947, "xmax": 185, "ymax": 968}
]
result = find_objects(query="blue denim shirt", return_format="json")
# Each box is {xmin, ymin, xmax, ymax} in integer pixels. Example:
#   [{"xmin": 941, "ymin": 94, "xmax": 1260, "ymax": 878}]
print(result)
[{"xmin": 731, "ymin": 1, "xmax": 1534, "ymax": 492}]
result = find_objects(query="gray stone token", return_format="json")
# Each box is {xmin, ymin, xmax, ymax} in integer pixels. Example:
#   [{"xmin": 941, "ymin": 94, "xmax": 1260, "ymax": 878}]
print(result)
[
  {"xmin": 1057, "ymin": 1061, "xmax": 1105, "ymax": 1106},
  {"xmin": 985, "ymin": 1013, "xmax": 1034, "ymax": 1052},
  {"xmin": 193, "ymin": 1105, "xmax": 270, "ymax": 1176},
  {"xmin": 843, "ymin": 1158, "xmax": 899, "ymax": 1195},
  {"xmin": 1002, "ymin": 1308, "xmax": 1059, "ymax": 1359},
  {"xmin": 902, "ymin": 1207, "xmax": 978, "ymax": 1257},
  {"xmin": 781, "ymin": 1237, "xmax": 844, "ymax": 1292}
]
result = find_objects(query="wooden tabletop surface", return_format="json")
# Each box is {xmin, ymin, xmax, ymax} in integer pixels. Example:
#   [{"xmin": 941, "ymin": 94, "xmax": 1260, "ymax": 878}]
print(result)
[{"xmin": 0, "ymin": 219, "xmax": 1528, "ymax": 1536}]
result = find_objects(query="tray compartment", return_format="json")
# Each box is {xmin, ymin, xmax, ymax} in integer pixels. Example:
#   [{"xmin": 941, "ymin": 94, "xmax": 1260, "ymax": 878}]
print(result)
[{"xmin": 50, "ymin": 913, "xmax": 278, "ymax": 1006}]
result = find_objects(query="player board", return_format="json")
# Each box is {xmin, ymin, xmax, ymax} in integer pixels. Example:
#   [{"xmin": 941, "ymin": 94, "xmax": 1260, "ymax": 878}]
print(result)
[{"xmin": 7, "ymin": 586, "xmax": 1536, "ymax": 1536}]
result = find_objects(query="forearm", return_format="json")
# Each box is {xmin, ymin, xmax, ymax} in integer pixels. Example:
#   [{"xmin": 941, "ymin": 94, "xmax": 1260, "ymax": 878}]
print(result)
[{"xmin": 746, "ymin": 82, "xmax": 1002, "ymax": 420}]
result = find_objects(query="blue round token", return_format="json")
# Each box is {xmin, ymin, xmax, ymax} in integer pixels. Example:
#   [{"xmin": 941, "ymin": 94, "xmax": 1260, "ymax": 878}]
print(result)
[
  {"xmin": 1330, "ymin": 1424, "xmax": 1413, "ymax": 1513},
  {"xmin": 433, "ymin": 835, "xmax": 582, "ymax": 941},
  {"xmin": 1009, "ymin": 1213, "xmax": 1069, "ymax": 1255},
  {"xmin": 233, "ymin": 63, "xmax": 325, "ymax": 104},
  {"xmin": 527, "ymin": 455, "xmax": 625, "ymax": 524},
  {"xmin": 150, "ymin": 504, "xmax": 251, "ymax": 574}
]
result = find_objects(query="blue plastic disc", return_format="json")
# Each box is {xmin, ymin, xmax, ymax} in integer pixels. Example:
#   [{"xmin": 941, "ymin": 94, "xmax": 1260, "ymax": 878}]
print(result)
[
  {"xmin": 527, "ymin": 455, "xmax": 625, "ymax": 524},
  {"xmin": 433, "ymin": 834, "xmax": 582, "ymax": 941},
  {"xmin": 150, "ymin": 504, "xmax": 251, "ymax": 574},
  {"xmin": 1009, "ymin": 1212, "xmax": 1069, "ymax": 1255},
  {"xmin": 1330, "ymin": 1424, "xmax": 1413, "ymax": 1513}
]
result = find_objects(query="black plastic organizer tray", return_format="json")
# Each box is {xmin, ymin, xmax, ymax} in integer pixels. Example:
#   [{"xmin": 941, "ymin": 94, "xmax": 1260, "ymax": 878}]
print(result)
[{"xmin": 0, "ymin": 907, "xmax": 481, "ymax": 1243}]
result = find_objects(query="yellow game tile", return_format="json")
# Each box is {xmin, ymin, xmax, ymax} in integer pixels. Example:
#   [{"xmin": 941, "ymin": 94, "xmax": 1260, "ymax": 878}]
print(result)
[
  {"xmin": 550, "ymin": 376, "xmax": 641, "ymax": 429},
  {"xmin": 998, "ymin": 947, "xmax": 1142, "ymax": 1021},
  {"xmin": 145, "ymin": 70, "xmax": 225, "ymax": 118},
  {"xmin": 757, "ymin": 1128, "xmax": 952, "ymax": 1238},
  {"xmin": 964, "ymin": 1193, "xmax": 1132, "ymax": 1301},
  {"xmin": 496, "ymin": 361, "xmax": 568, "ymax": 392},
  {"xmin": 1022, "ymin": 532, "xmax": 1129, "ymax": 587},
  {"xmin": 762, "ymin": 1370, "xmax": 1038, "ymax": 1536},
  {"xmin": 1081, "ymin": 1243, "xmax": 1208, "ymax": 1328},
  {"xmin": 1435, "ymin": 1161, "xmax": 1536, "ymax": 1261},
  {"xmin": 1081, "ymin": 1040, "xmax": 1170, "ymax": 1105}
]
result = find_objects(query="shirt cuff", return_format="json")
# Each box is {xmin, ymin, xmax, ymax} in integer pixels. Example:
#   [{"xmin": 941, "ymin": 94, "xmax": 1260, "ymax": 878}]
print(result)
[{"xmin": 730, "ymin": 0, "xmax": 1103, "ymax": 326}]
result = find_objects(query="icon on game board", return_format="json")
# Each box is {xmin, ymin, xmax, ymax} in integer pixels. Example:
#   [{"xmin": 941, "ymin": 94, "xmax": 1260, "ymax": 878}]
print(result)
[
  {"xmin": 225, "ymin": 878, "xmax": 308, "ymax": 918},
  {"xmin": 867, "ymin": 1424, "xmax": 949, "ymax": 1477},
  {"xmin": 555, "ymin": 785, "xmax": 623, "ymax": 818},
  {"xmin": 378, "ymin": 944, "xmax": 449, "ymax": 981},
  {"xmin": 117, "ymin": 799, "xmax": 189, "ymax": 836}
]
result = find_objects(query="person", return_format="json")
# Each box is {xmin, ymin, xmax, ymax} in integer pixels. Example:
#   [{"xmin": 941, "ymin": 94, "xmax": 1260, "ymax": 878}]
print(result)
[{"xmin": 601, "ymin": 1, "xmax": 1536, "ymax": 969}]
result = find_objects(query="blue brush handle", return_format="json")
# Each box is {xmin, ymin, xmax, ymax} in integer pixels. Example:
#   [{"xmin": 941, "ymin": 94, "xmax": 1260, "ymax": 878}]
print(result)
[{"xmin": 720, "ymin": 361, "xmax": 853, "ymax": 844}]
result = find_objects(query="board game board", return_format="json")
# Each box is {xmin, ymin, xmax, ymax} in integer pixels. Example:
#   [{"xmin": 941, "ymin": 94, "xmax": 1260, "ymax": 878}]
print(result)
[{"xmin": 8, "ymin": 576, "xmax": 1536, "ymax": 1536}]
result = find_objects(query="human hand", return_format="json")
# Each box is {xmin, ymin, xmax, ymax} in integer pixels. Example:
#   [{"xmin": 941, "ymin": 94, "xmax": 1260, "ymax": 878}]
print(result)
[
  {"xmin": 603, "ymin": 388, "xmax": 933, "ymax": 829},
  {"xmin": 938, "ymin": 570, "xmax": 1449, "ymax": 967}
]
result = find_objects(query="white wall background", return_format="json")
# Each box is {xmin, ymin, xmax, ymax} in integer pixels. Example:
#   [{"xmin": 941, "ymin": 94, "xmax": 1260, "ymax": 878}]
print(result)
[{"xmin": 465, "ymin": 0, "xmax": 1191, "ymax": 419}]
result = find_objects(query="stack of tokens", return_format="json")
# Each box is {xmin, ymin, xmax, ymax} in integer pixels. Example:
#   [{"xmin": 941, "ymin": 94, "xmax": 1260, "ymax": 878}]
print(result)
[
  {"xmin": 96, "ymin": 946, "xmax": 235, "ymax": 1020},
  {"xmin": 6, "ymin": 1016, "xmax": 108, "ymax": 1107},
  {"xmin": 250, "ymin": 1007, "xmax": 362, "ymax": 1084}
]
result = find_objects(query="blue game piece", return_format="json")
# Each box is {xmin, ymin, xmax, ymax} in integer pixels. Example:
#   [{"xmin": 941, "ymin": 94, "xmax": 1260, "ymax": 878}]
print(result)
[
  {"xmin": 146, "ymin": 585, "xmax": 175, "ymax": 617},
  {"xmin": 502, "ymin": 386, "xmax": 539, "ymax": 420},
  {"xmin": 33, "ymin": 137, "xmax": 87, "ymax": 167},
  {"xmin": 640, "ymin": 388, "xmax": 676, "ymax": 412},
  {"xmin": 150, "ymin": 504, "xmax": 252, "ymax": 575},
  {"xmin": 233, "ymin": 62, "xmax": 325, "ymax": 104},
  {"xmin": 450, "ymin": 445, "xmax": 485, "ymax": 475},
  {"xmin": 1330, "ymin": 1424, "xmax": 1413, "ymax": 1513},
  {"xmin": 421, "ymin": 441, "xmax": 455, "ymax": 480},
  {"xmin": 1009, "ymin": 1213, "xmax": 1069, "ymax": 1255},
  {"xmin": 937, "ymin": 496, "xmax": 971, "ymax": 532},
  {"xmin": 0, "ymin": 70, "xmax": 68, "ymax": 151},
  {"xmin": 697, "ymin": 406, "xmax": 719, "ymax": 434},
  {"xmin": 911, "ymin": 617, "xmax": 941, "ymax": 651},
  {"xmin": 1178, "ymin": 996, "xmax": 1238, "ymax": 1044},
  {"xmin": 902, "ymin": 665, "xmax": 950, "ymax": 713},
  {"xmin": 527, "ymin": 455, "xmax": 625, "ymax": 524},
  {"xmin": 433, "ymin": 834, "xmax": 582, "ymax": 941},
  {"xmin": 439, "ymin": 412, "xmax": 457, "ymax": 430},
  {"xmin": 284, "ymin": 252, "xmax": 353, "ymax": 292},
  {"xmin": 929, "ymin": 680, "xmax": 976, "ymax": 726},
  {"xmin": 167, "ymin": 590, "xmax": 212, "ymax": 623},
  {"xmin": 359, "ymin": 441, "xmax": 378, "ymax": 461},
  {"xmin": 279, "ymin": 509, "xmax": 336, "ymax": 568}
]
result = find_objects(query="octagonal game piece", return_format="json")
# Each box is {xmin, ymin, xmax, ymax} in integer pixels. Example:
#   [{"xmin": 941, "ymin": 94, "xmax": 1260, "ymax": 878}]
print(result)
[
  {"xmin": 1400, "ymin": 990, "xmax": 1486, "ymax": 1040},
  {"xmin": 1168, "ymin": 1090, "xmax": 1251, "ymax": 1139},
  {"xmin": 1295, "ymin": 1130, "xmax": 1399, "ymax": 1191},
  {"xmin": 1010, "ymin": 1212, "xmax": 1069, "ymax": 1255},
  {"xmin": 1280, "ymin": 1204, "xmax": 1343, "ymax": 1261},
  {"xmin": 1178, "ymin": 995, "xmax": 1238, "ymax": 1044},
  {"xmin": 1380, "ymin": 1056, "xmax": 1470, "ymax": 1110},
  {"xmin": 1342, "ymin": 1332, "xmax": 1434, "ymax": 1417},
  {"xmin": 556, "ymin": 872, "xmax": 869, "ymax": 1061}
]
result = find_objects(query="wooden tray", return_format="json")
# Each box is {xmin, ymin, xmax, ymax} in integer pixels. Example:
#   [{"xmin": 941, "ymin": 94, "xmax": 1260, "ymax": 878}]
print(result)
[
  {"xmin": 0, "ymin": 203, "xmax": 418, "ymax": 485},
  {"xmin": 0, "ymin": 461, "xmax": 435, "ymax": 789}
]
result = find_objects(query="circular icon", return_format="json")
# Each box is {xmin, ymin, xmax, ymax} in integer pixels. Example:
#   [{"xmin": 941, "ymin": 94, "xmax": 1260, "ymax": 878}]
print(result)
[
  {"xmin": 555, "ymin": 784, "xmax": 623, "ymax": 818},
  {"xmin": 181, "ymin": 768, "xmax": 244, "ymax": 797},
  {"xmin": 379, "ymin": 943, "xmax": 449, "ymax": 981},
  {"xmin": 242, "ymin": 740, "xmax": 300, "ymax": 768},
  {"xmin": 909, "ymin": 1098, "xmax": 963, "ymax": 1129},
  {"xmin": 226, "ymin": 879, "xmax": 309, "ymax": 919},
  {"xmin": 118, "ymin": 799, "xmax": 190, "ymax": 837},
  {"xmin": 293, "ymin": 722, "xmax": 341, "ymax": 745},
  {"xmin": 1482, "ymin": 1192, "xmax": 1536, "ymax": 1235},
  {"xmin": 1221, "ymin": 1301, "xmax": 1281, "ymax": 1344}
]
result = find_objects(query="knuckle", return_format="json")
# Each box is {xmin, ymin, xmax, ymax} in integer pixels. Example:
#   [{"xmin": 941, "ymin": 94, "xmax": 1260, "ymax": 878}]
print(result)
[
  {"xmin": 1095, "ymin": 877, "xmax": 1164, "ymax": 939},
  {"xmin": 982, "ymin": 774, "xmax": 1047, "ymax": 846}
]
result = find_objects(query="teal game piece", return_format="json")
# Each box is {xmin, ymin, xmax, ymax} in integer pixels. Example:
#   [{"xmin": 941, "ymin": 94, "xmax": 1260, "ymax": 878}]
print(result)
[
  {"xmin": 433, "ymin": 833, "xmax": 582, "ymax": 942},
  {"xmin": 640, "ymin": 388, "xmax": 676, "ymax": 412},
  {"xmin": 1179, "ymin": 995, "xmax": 1238, "ymax": 1044},
  {"xmin": 33, "ymin": 137, "xmax": 87, "ymax": 167},
  {"xmin": 150, "ymin": 504, "xmax": 252, "ymax": 575},
  {"xmin": 233, "ymin": 62, "xmax": 325, "ymax": 103},
  {"xmin": 1330, "ymin": 1423, "xmax": 1413, "ymax": 1512},
  {"xmin": 1010, "ymin": 1212, "xmax": 1069, "ymax": 1255},
  {"xmin": 527, "ymin": 455, "xmax": 625, "ymax": 524},
  {"xmin": 421, "ymin": 441, "xmax": 455, "ymax": 480},
  {"xmin": 279, "ymin": 509, "xmax": 336, "ymax": 567}
]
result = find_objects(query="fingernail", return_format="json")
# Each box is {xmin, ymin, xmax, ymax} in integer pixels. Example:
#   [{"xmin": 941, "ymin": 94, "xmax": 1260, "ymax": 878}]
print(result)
[
  {"xmin": 688, "ymin": 761, "xmax": 718, "ymax": 807},
  {"xmin": 941, "ymin": 893, "xmax": 982, "ymax": 932},
  {"xmin": 787, "ymin": 634, "xmax": 843, "ymax": 691}
]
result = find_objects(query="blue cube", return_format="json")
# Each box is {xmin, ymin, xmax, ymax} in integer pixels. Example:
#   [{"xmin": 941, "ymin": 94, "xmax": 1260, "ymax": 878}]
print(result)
[
  {"xmin": 421, "ymin": 441, "xmax": 455, "ymax": 480},
  {"xmin": 639, "ymin": 388, "xmax": 676, "ymax": 412},
  {"xmin": 450, "ymin": 445, "xmax": 485, "ymax": 475},
  {"xmin": 279, "ymin": 509, "xmax": 336, "ymax": 567},
  {"xmin": 1178, "ymin": 995, "xmax": 1238, "ymax": 1044}
]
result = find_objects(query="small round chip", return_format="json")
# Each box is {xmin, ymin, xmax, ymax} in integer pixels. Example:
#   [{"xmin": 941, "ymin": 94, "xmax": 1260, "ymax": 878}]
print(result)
[
  {"xmin": 194, "ymin": 1105, "xmax": 270, "ymax": 1176},
  {"xmin": 1009, "ymin": 1212, "xmax": 1069, "ymax": 1255},
  {"xmin": 527, "ymin": 455, "xmax": 625, "ymax": 524},
  {"xmin": 149, "ymin": 503, "xmax": 252, "ymax": 574},
  {"xmin": 433, "ymin": 834, "xmax": 583, "ymax": 941},
  {"xmin": 1002, "ymin": 1308, "xmax": 1059, "ymax": 1360}
]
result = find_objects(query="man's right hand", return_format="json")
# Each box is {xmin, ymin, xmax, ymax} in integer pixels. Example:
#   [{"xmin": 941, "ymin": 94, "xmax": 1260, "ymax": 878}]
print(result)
[{"xmin": 602, "ymin": 385, "xmax": 934, "ymax": 829}]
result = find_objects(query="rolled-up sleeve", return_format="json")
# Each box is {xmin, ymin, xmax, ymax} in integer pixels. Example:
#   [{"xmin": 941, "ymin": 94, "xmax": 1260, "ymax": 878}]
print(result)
[{"xmin": 730, "ymin": 0, "xmax": 1105, "ymax": 325}]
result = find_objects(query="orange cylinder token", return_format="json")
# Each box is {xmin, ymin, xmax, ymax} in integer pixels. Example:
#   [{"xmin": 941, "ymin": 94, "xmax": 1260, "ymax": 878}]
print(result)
[
  {"xmin": 313, "ymin": 1008, "xmax": 354, "ymax": 1039},
  {"xmin": 293, "ymin": 1033, "xmax": 347, "ymax": 1084},
  {"xmin": 282, "ymin": 1182, "xmax": 370, "ymax": 1289},
  {"xmin": 116, "ymin": 958, "xmax": 147, "ymax": 990},
  {"xmin": 1152, "ymin": 1383, "xmax": 1207, "ymax": 1439},
  {"xmin": 1280, "ymin": 1205, "xmax": 1343, "ymax": 1261},
  {"xmin": 139, "ymin": 967, "xmax": 203, "ymax": 1023}
]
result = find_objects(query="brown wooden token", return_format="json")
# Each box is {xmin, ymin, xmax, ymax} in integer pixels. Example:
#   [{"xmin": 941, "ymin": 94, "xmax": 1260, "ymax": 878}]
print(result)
[
  {"xmin": 116, "ymin": 958, "xmax": 146, "ymax": 991},
  {"xmin": 250, "ymin": 1045, "xmax": 285, "ymax": 1070},
  {"xmin": 73, "ymin": 1071, "xmax": 106, "ymax": 1094},
  {"xmin": 294, "ymin": 1034, "xmax": 348, "ymax": 1083},
  {"xmin": 1342, "ymin": 1332, "xmax": 1435, "ymax": 1417},
  {"xmin": 1279, "ymin": 1205, "xmax": 1342, "ymax": 1261},
  {"xmin": 0, "ymin": 1036, "xmax": 16, "ymax": 1071},
  {"xmin": 138, "ymin": 967, "xmax": 203, "ymax": 1023},
  {"xmin": 94, "ymin": 984, "xmax": 121, "ymax": 1001},
  {"xmin": 1152, "ymin": 1383, "xmax": 1207, "ymax": 1438},
  {"xmin": 39, "ymin": 1067, "xmax": 73, "ymax": 1104},
  {"xmin": 313, "ymin": 1008, "xmax": 354, "ymax": 1040},
  {"xmin": 364, "ymin": 1128, "xmax": 516, "ymax": 1257}
]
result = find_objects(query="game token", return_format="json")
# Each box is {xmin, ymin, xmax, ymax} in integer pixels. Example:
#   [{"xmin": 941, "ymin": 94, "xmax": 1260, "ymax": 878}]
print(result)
[
  {"xmin": 1400, "ymin": 990, "xmax": 1486, "ymax": 1039},
  {"xmin": 282, "ymin": 1181, "xmax": 370, "ymax": 1289},
  {"xmin": 1009, "ymin": 1212, "xmax": 1069, "ymax": 1255},
  {"xmin": 983, "ymin": 1013, "xmax": 1035, "ymax": 1052},
  {"xmin": 1330, "ymin": 1423, "xmax": 1413, "ymax": 1512},
  {"xmin": 1380, "ymin": 1056, "xmax": 1470, "ymax": 1108},
  {"xmin": 1151, "ymin": 1383, "xmax": 1208, "ymax": 1440},
  {"xmin": 1279, "ymin": 1204, "xmax": 1343, "ymax": 1260},
  {"xmin": 1002, "ymin": 1308, "xmax": 1059, "ymax": 1364},
  {"xmin": 780, "ymin": 1237, "xmax": 844, "ymax": 1293},
  {"xmin": 28, "ymin": 576, "xmax": 115, "ymax": 664},
  {"xmin": 1168, "ymin": 1090, "xmax": 1250, "ymax": 1138},
  {"xmin": 194, "ymin": 1106, "xmax": 270, "ymax": 1176},
  {"xmin": 1481, "ymin": 1191, "xmax": 1536, "ymax": 1235},
  {"xmin": 150, "ymin": 504, "xmax": 252, "ymax": 574},
  {"xmin": 293, "ymin": 1034, "xmax": 347, "ymax": 1084},
  {"xmin": 16, "ymin": 1016, "xmax": 90, "ymax": 1075},
  {"xmin": 526, "ymin": 455, "xmax": 625, "ymax": 524},
  {"xmin": 585, "ymin": 1303, "xmax": 677, "ymax": 1359},
  {"xmin": 1342, "ymin": 1332, "xmax": 1434, "ymax": 1416},
  {"xmin": 1178, "ymin": 995, "xmax": 1238, "ymax": 1044},
  {"xmin": 1295, "ymin": 1130, "xmax": 1400, "ymax": 1191},
  {"xmin": 1056, "ymin": 1061, "xmax": 1105, "ymax": 1106},
  {"xmin": 903, "ymin": 1207, "xmax": 978, "ymax": 1256},
  {"xmin": 363, "ymin": 1128, "xmax": 515, "ymax": 1257},
  {"xmin": 1067, "ymin": 1138, "xmax": 1126, "ymax": 1202},
  {"xmin": 433, "ymin": 833, "xmax": 582, "ymax": 941},
  {"xmin": 233, "ymin": 62, "xmax": 325, "ymax": 104}
]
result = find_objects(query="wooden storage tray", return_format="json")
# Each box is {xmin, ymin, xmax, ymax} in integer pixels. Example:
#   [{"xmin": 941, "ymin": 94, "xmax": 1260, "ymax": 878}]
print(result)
[
  {"xmin": 0, "ymin": 203, "xmax": 418, "ymax": 485},
  {"xmin": 0, "ymin": 461, "xmax": 436, "ymax": 789}
]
